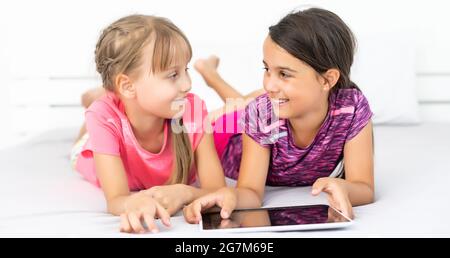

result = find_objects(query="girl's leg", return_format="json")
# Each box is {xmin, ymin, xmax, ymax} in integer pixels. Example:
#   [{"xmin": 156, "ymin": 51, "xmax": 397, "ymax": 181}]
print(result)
[
  {"xmin": 196, "ymin": 56, "xmax": 266, "ymax": 161},
  {"xmin": 195, "ymin": 56, "xmax": 265, "ymax": 121},
  {"xmin": 81, "ymin": 87, "xmax": 106, "ymax": 109},
  {"xmin": 194, "ymin": 55, "xmax": 243, "ymax": 101},
  {"xmin": 74, "ymin": 87, "xmax": 105, "ymax": 143}
]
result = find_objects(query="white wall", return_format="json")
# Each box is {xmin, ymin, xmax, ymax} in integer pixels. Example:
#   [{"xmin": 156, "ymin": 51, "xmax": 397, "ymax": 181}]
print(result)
[{"xmin": 1, "ymin": 0, "xmax": 449, "ymax": 147}]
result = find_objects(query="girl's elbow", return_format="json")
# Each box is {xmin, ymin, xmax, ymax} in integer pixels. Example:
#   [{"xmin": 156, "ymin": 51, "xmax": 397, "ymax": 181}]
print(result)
[
  {"xmin": 107, "ymin": 205, "xmax": 120, "ymax": 216},
  {"xmin": 106, "ymin": 197, "xmax": 126, "ymax": 216},
  {"xmin": 361, "ymin": 188, "xmax": 375, "ymax": 205},
  {"xmin": 366, "ymin": 183, "xmax": 375, "ymax": 204},
  {"xmin": 367, "ymin": 190, "xmax": 375, "ymax": 204}
]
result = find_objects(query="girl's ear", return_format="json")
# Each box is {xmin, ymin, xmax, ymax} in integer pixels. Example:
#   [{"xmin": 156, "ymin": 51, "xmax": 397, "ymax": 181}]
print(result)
[
  {"xmin": 321, "ymin": 69, "xmax": 340, "ymax": 91},
  {"xmin": 115, "ymin": 73, "xmax": 135, "ymax": 99}
]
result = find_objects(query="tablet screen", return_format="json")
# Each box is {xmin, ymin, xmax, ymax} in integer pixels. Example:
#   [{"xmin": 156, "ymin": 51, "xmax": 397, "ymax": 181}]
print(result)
[{"xmin": 201, "ymin": 204, "xmax": 351, "ymax": 230}]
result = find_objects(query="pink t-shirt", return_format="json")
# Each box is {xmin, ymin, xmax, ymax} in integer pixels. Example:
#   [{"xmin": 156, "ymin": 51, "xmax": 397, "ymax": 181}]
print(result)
[{"xmin": 75, "ymin": 92, "xmax": 208, "ymax": 191}]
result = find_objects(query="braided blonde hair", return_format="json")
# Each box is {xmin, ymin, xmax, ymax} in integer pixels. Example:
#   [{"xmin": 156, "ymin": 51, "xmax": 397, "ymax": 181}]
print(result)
[{"xmin": 95, "ymin": 14, "xmax": 193, "ymax": 185}]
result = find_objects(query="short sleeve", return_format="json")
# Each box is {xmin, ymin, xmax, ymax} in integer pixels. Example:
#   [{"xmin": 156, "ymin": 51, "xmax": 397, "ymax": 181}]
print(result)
[
  {"xmin": 181, "ymin": 93, "xmax": 209, "ymax": 151},
  {"xmin": 346, "ymin": 91, "xmax": 373, "ymax": 141},
  {"xmin": 243, "ymin": 95, "xmax": 279, "ymax": 147},
  {"xmin": 82, "ymin": 109, "xmax": 121, "ymax": 157}
]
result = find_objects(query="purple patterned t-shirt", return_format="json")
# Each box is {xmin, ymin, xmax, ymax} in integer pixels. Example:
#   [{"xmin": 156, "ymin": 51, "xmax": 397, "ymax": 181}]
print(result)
[{"xmin": 221, "ymin": 88, "xmax": 373, "ymax": 186}]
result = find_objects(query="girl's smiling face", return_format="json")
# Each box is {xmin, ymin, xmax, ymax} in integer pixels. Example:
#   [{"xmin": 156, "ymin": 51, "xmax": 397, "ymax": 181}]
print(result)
[
  {"xmin": 136, "ymin": 47, "xmax": 191, "ymax": 119},
  {"xmin": 120, "ymin": 40, "xmax": 192, "ymax": 120},
  {"xmin": 262, "ymin": 36, "xmax": 330, "ymax": 119}
]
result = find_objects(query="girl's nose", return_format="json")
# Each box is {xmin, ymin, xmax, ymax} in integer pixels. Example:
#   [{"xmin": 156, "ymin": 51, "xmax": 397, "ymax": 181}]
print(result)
[
  {"xmin": 264, "ymin": 78, "xmax": 280, "ymax": 93},
  {"xmin": 180, "ymin": 75, "xmax": 192, "ymax": 93}
]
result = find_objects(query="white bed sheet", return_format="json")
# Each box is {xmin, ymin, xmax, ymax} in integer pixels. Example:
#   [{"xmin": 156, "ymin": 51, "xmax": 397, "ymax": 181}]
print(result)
[{"xmin": 0, "ymin": 123, "xmax": 449, "ymax": 237}]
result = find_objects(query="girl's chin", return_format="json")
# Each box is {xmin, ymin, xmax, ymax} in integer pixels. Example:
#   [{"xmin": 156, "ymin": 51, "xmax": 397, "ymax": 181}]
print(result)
[
  {"xmin": 167, "ymin": 103, "xmax": 186, "ymax": 118},
  {"xmin": 273, "ymin": 105, "xmax": 291, "ymax": 119}
]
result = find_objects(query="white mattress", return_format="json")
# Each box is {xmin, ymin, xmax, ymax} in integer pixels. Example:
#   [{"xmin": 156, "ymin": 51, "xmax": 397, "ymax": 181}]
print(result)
[{"xmin": 1, "ymin": 123, "xmax": 449, "ymax": 237}]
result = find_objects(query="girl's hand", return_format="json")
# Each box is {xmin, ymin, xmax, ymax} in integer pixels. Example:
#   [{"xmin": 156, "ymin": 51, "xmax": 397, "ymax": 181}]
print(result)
[
  {"xmin": 143, "ymin": 184, "xmax": 189, "ymax": 216},
  {"xmin": 120, "ymin": 191, "xmax": 171, "ymax": 234},
  {"xmin": 311, "ymin": 178, "xmax": 354, "ymax": 219},
  {"xmin": 183, "ymin": 187, "xmax": 237, "ymax": 224}
]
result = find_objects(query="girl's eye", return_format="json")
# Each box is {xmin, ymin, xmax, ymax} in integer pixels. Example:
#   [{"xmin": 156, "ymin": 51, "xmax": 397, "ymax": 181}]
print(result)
[
  {"xmin": 280, "ymin": 71, "xmax": 291, "ymax": 78},
  {"xmin": 263, "ymin": 67, "xmax": 269, "ymax": 72},
  {"xmin": 169, "ymin": 72, "xmax": 178, "ymax": 79}
]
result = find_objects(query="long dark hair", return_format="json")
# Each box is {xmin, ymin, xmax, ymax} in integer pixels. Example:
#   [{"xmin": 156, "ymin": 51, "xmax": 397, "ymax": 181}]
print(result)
[{"xmin": 269, "ymin": 8, "xmax": 359, "ymax": 92}]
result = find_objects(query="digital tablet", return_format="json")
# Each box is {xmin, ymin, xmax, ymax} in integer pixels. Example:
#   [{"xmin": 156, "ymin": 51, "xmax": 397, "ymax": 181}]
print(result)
[{"xmin": 200, "ymin": 204, "xmax": 353, "ymax": 232}]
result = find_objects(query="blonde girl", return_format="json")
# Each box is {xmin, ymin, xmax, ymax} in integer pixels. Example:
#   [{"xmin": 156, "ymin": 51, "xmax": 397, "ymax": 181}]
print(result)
[{"xmin": 71, "ymin": 15, "xmax": 225, "ymax": 233}]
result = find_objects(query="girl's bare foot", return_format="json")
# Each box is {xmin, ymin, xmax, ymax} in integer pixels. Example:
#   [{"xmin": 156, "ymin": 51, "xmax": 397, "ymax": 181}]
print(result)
[
  {"xmin": 194, "ymin": 55, "xmax": 221, "ymax": 88},
  {"xmin": 81, "ymin": 87, "xmax": 105, "ymax": 108},
  {"xmin": 75, "ymin": 87, "xmax": 105, "ymax": 143}
]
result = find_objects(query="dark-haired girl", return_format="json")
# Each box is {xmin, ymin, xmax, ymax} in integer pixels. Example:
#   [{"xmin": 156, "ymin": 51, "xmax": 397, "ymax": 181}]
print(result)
[{"xmin": 184, "ymin": 8, "xmax": 374, "ymax": 222}]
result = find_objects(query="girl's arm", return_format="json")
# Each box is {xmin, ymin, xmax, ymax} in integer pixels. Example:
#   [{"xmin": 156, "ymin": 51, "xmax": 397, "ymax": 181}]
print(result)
[
  {"xmin": 234, "ymin": 133, "xmax": 272, "ymax": 208},
  {"xmin": 94, "ymin": 153, "xmax": 170, "ymax": 233},
  {"xmin": 311, "ymin": 120, "xmax": 374, "ymax": 219},
  {"xmin": 190, "ymin": 130, "xmax": 227, "ymax": 199},
  {"xmin": 145, "ymin": 130, "xmax": 228, "ymax": 212},
  {"xmin": 342, "ymin": 120, "xmax": 375, "ymax": 205},
  {"xmin": 183, "ymin": 133, "xmax": 270, "ymax": 223},
  {"xmin": 93, "ymin": 153, "xmax": 131, "ymax": 215}
]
